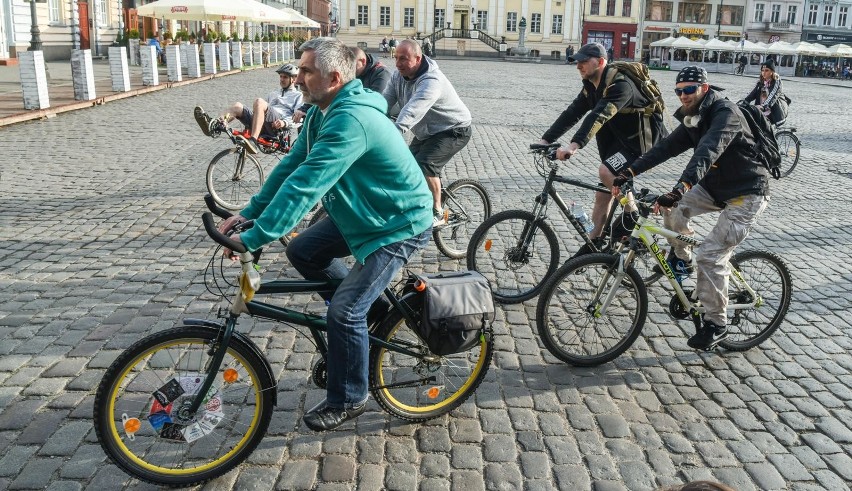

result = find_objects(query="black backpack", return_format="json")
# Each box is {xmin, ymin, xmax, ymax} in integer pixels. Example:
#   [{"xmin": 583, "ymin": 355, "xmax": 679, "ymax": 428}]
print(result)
[{"xmin": 736, "ymin": 101, "xmax": 782, "ymax": 179}]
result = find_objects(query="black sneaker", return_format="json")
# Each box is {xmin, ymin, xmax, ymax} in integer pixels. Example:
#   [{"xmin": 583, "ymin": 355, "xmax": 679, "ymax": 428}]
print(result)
[
  {"xmin": 687, "ymin": 320, "xmax": 728, "ymax": 351},
  {"xmin": 194, "ymin": 106, "xmax": 213, "ymax": 137},
  {"xmin": 238, "ymin": 135, "xmax": 260, "ymax": 155},
  {"xmin": 653, "ymin": 250, "xmax": 695, "ymax": 278},
  {"xmin": 303, "ymin": 399, "xmax": 367, "ymax": 431}
]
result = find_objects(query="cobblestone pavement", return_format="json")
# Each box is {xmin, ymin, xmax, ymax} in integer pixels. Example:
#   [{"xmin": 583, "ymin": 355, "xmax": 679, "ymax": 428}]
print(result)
[{"xmin": 1, "ymin": 60, "xmax": 851, "ymax": 491}]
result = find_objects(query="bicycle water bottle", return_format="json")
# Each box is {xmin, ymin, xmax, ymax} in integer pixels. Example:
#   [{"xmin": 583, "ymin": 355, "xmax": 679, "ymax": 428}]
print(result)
[{"xmin": 570, "ymin": 202, "xmax": 594, "ymax": 234}]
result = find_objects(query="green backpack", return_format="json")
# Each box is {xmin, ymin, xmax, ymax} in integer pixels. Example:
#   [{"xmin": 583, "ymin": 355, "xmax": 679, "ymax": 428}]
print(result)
[{"xmin": 602, "ymin": 61, "xmax": 667, "ymax": 153}]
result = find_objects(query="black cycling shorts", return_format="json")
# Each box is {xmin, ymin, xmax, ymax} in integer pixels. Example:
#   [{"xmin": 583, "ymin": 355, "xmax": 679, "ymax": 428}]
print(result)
[{"xmin": 409, "ymin": 126, "xmax": 472, "ymax": 177}]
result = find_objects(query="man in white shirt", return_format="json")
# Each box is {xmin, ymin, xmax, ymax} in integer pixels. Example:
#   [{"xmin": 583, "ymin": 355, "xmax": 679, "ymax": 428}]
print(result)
[{"xmin": 194, "ymin": 64, "xmax": 303, "ymax": 154}]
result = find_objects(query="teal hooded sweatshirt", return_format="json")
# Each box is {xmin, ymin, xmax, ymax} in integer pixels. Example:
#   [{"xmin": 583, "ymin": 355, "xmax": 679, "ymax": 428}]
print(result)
[{"xmin": 239, "ymin": 79, "xmax": 433, "ymax": 263}]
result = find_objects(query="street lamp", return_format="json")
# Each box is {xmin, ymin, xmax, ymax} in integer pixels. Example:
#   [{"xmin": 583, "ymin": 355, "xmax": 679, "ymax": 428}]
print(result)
[{"xmin": 27, "ymin": 0, "xmax": 47, "ymax": 51}]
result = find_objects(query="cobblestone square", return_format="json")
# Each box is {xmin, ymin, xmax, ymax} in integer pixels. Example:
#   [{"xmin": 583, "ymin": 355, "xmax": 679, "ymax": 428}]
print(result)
[{"xmin": 1, "ymin": 58, "xmax": 850, "ymax": 490}]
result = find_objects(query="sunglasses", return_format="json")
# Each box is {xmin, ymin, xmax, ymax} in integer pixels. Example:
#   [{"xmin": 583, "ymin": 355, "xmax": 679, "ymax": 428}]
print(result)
[{"xmin": 674, "ymin": 85, "xmax": 702, "ymax": 96}]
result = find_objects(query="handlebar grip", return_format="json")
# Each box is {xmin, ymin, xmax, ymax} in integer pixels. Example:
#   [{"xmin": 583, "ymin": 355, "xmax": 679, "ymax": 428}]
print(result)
[
  {"xmin": 202, "ymin": 212, "xmax": 248, "ymax": 253},
  {"xmin": 204, "ymin": 194, "xmax": 233, "ymax": 220},
  {"xmin": 529, "ymin": 143, "xmax": 560, "ymax": 151}
]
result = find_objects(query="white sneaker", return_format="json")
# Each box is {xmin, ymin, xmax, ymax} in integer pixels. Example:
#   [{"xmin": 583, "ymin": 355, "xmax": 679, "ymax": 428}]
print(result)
[{"xmin": 432, "ymin": 211, "xmax": 447, "ymax": 230}]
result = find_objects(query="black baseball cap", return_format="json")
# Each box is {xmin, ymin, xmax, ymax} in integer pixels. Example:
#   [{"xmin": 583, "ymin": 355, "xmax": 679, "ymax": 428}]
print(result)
[{"xmin": 568, "ymin": 43, "xmax": 607, "ymax": 62}]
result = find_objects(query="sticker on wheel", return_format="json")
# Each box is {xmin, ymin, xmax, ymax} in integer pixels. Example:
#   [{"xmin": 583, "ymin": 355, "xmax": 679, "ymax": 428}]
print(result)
[
  {"xmin": 159, "ymin": 422, "xmax": 187, "ymax": 442},
  {"xmin": 153, "ymin": 379, "xmax": 185, "ymax": 405}
]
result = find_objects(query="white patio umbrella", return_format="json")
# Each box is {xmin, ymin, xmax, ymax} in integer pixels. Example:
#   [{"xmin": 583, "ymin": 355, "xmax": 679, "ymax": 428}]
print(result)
[
  {"xmin": 827, "ymin": 43, "xmax": 852, "ymax": 58},
  {"xmin": 136, "ymin": 0, "xmax": 296, "ymax": 23},
  {"xmin": 279, "ymin": 8, "xmax": 321, "ymax": 28},
  {"xmin": 650, "ymin": 36, "xmax": 677, "ymax": 47}
]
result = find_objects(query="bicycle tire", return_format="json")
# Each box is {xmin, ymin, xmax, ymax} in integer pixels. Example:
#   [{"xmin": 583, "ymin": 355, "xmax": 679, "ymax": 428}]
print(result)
[
  {"xmin": 206, "ymin": 148, "xmax": 264, "ymax": 211},
  {"xmin": 93, "ymin": 325, "xmax": 275, "ymax": 487},
  {"xmin": 775, "ymin": 130, "xmax": 800, "ymax": 178},
  {"xmin": 718, "ymin": 250, "xmax": 792, "ymax": 351},
  {"xmin": 467, "ymin": 210, "xmax": 561, "ymax": 304},
  {"xmin": 536, "ymin": 253, "xmax": 648, "ymax": 366},
  {"xmin": 434, "ymin": 179, "xmax": 492, "ymax": 259},
  {"xmin": 369, "ymin": 297, "xmax": 493, "ymax": 421}
]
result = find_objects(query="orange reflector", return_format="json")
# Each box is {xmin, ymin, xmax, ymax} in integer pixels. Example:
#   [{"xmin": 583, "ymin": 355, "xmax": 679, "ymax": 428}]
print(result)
[
  {"xmin": 291, "ymin": 232, "xmax": 299, "ymax": 238},
  {"xmin": 443, "ymin": 210, "xmax": 449, "ymax": 221},
  {"xmin": 223, "ymin": 368, "xmax": 239, "ymax": 383},
  {"xmin": 414, "ymin": 279, "xmax": 427, "ymax": 292},
  {"xmin": 124, "ymin": 417, "xmax": 141, "ymax": 433},
  {"xmin": 427, "ymin": 387, "xmax": 441, "ymax": 399},
  {"xmin": 484, "ymin": 239, "xmax": 492, "ymax": 251}
]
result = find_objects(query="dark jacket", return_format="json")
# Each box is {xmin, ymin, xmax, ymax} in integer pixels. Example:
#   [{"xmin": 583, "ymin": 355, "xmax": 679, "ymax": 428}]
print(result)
[
  {"xmin": 744, "ymin": 77, "xmax": 782, "ymax": 112},
  {"xmin": 360, "ymin": 54, "xmax": 392, "ymax": 94},
  {"xmin": 542, "ymin": 64, "xmax": 666, "ymax": 161},
  {"xmin": 630, "ymin": 89, "xmax": 769, "ymax": 203}
]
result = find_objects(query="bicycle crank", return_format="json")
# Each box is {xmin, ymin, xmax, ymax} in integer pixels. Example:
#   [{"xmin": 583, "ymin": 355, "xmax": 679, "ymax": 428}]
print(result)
[{"xmin": 668, "ymin": 290, "xmax": 694, "ymax": 320}]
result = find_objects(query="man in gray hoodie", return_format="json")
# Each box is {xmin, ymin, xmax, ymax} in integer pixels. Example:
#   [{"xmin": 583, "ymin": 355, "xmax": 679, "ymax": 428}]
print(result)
[{"xmin": 384, "ymin": 39, "xmax": 473, "ymax": 228}]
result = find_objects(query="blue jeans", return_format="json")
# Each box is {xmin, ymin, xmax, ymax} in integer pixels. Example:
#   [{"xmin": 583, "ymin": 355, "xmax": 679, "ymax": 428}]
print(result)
[{"xmin": 286, "ymin": 217, "xmax": 431, "ymax": 409}]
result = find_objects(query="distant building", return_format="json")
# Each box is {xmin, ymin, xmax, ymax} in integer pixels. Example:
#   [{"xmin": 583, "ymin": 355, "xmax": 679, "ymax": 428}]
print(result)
[{"xmin": 799, "ymin": 0, "xmax": 852, "ymax": 46}]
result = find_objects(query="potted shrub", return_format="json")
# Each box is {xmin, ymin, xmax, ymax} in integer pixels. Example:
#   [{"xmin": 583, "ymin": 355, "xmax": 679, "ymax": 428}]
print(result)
[
  {"xmin": 254, "ymin": 33, "xmax": 260, "ymax": 42},
  {"xmin": 231, "ymin": 32, "xmax": 239, "ymax": 42},
  {"xmin": 163, "ymin": 31, "xmax": 173, "ymax": 41},
  {"xmin": 219, "ymin": 32, "xmax": 228, "ymax": 42}
]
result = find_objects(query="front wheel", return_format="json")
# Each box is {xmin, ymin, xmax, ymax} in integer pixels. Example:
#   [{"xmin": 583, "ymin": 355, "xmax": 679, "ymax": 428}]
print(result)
[
  {"xmin": 467, "ymin": 210, "xmax": 560, "ymax": 304},
  {"xmin": 206, "ymin": 148, "xmax": 264, "ymax": 211},
  {"xmin": 718, "ymin": 250, "xmax": 792, "ymax": 351},
  {"xmin": 536, "ymin": 253, "xmax": 648, "ymax": 366},
  {"xmin": 775, "ymin": 130, "xmax": 800, "ymax": 178},
  {"xmin": 93, "ymin": 326, "xmax": 275, "ymax": 486},
  {"xmin": 369, "ymin": 299, "xmax": 493, "ymax": 421},
  {"xmin": 434, "ymin": 179, "xmax": 492, "ymax": 259}
]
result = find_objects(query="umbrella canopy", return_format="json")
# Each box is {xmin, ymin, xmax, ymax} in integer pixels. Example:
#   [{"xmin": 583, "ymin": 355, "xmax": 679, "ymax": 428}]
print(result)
[
  {"xmin": 738, "ymin": 39, "xmax": 766, "ymax": 53},
  {"xmin": 279, "ymin": 8, "xmax": 321, "ymax": 28},
  {"xmin": 827, "ymin": 43, "xmax": 852, "ymax": 58},
  {"xmin": 766, "ymin": 41, "xmax": 796, "ymax": 55},
  {"xmin": 137, "ymin": 0, "xmax": 297, "ymax": 23},
  {"xmin": 704, "ymin": 38, "xmax": 733, "ymax": 51},
  {"xmin": 650, "ymin": 36, "xmax": 677, "ymax": 47},
  {"xmin": 670, "ymin": 36, "xmax": 703, "ymax": 50}
]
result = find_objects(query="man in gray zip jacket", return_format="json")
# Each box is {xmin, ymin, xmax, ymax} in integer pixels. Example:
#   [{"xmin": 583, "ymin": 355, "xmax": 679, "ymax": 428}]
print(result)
[{"xmin": 383, "ymin": 39, "xmax": 473, "ymax": 228}]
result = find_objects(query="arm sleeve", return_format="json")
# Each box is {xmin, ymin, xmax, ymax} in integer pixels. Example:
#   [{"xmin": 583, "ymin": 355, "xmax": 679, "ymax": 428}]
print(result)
[
  {"xmin": 540, "ymin": 91, "xmax": 590, "ymax": 143},
  {"xmin": 630, "ymin": 124, "xmax": 694, "ymax": 176},
  {"xmin": 569, "ymin": 80, "xmax": 633, "ymax": 148},
  {"xmin": 393, "ymin": 75, "xmax": 442, "ymax": 134},
  {"xmin": 678, "ymin": 105, "xmax": 742, "ymax": 186},
  {"xmin": 239, "ymin": 113, "xmax": 368, "ymax": 251},
  {"xmin": 743, "ymin": 83, "xmax": 760, "ymax": 104},
  {"xmin": 382, "ymin": 76, "xmax": 399, "ymax": 114},
  {"xmin": 762, "ymin": 79, "xmax": 781, "ymax": 109}
]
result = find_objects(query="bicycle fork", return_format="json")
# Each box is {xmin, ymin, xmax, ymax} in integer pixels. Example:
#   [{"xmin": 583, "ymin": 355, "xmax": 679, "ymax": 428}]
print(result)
[{"xmin": 589, "ymin": 252, "xmax": 633, "ymax": 317}]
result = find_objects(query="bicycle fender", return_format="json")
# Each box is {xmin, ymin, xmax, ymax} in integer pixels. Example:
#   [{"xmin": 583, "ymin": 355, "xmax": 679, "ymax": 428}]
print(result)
[{"xmin": 182, "ymin": 319, "xmax": 278, "ymax": 406}]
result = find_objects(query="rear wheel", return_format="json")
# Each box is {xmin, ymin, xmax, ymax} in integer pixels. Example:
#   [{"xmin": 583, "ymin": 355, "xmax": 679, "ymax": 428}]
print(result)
[
  {"xmin": 536, "ymin": 253, "xmax": 648, "ymax": 366},
  {"xmin": 93, "ymin": 326, "xmax": 275, "ymax": 486},
  {"xmin": 369, "ymin": 299, "xmax": 493, "ymax": 421},
  {"xmin": 434, "ymin": 179, "xmax": 491, "ymax": 259},
  {"xmin": 206, "ymin": 148, "xmax": 264, "ymax": 211},
  {"xmin": 467, "ymin": 210, "xmax": 560, "ymax": 304},
  {"xmin": 718, "ymin": 250, "xmax": 792, "ymax": 351},
  {"xmin": 775, "ymin": 130, "xmax": 800, "ymax": 178}
]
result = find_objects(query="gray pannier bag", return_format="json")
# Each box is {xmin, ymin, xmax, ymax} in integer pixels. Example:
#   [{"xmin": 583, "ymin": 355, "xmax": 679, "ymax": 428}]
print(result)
[{"xmin": 412, "ymin": 271, "xmax": 495, "ymax": 356}]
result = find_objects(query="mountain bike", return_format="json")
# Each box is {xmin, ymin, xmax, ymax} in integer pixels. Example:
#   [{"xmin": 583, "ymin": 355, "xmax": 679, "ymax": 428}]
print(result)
[
  {"xmin": 434, "ymin": 179, "xmax": 492, "ymax": 259},
  {"xmin": 93, "ymin": 198, "xmax": 494, "ymax": 487},
  {"xmin": 466, "ymin": 143, "xmax": 660, "ymax": 304},
  {"xmin": 535, "ymin": 185, "xmax": 791, "ymax": 367},
  {"xmin": 774, "ymin": 126, "xmax": 801, "ymax": 178},
  {"xmin": 206, "ymin": 126, "xmax": 295, "ymax": 211}
]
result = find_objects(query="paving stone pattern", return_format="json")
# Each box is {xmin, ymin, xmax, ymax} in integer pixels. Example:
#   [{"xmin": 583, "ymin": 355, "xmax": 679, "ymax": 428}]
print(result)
[{"xmin": 1, "ymin": 61, "xmax": 851, "ymax": 490}]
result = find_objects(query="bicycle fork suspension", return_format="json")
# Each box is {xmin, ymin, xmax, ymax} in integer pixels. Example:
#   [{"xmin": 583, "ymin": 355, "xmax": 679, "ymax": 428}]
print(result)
[
  {"xmin": 182, "ymin": 316, "xmax": 237, "ymax": 419},
  {"xmin": 589, "ymin": 252, "xmax": 633, "ymax": 317}
]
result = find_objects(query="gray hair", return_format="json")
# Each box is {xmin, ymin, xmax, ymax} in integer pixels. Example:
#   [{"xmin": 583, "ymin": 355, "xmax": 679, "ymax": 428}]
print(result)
[
  {"xmin": 299, "ymin": 37, "xmax": 356, "ymax": 84},
  {"xmin": 398, "ymin": 39, "xmax": 422, "ymax": 57}
]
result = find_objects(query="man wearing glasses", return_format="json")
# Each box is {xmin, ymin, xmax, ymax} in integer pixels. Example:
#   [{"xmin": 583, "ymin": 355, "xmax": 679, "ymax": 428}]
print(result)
[{"xmin": 612, "ymin": 66, "xmax": 770, "ymax": 351}]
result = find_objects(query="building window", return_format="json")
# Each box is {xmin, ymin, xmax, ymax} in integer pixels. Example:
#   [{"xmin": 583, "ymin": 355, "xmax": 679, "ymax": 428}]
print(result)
[
  {"xmin": 403, "ymin": 7, "xmax": 414, "ymax": 28},
  {"xmin": 716, "ymin": 5, "xmax": 743, "ymax": 25},
  {"xmin": 357, "ymin": 5, "xmax": 368, "ymax": 25},
  {"xmin": 48, "ymin": 0, "xmax": 62, "ymax": 23},
  {"xmin": 97, "ymin": 0, "xmax": 107, "ymax": 25},
  {"xmin": 434, "ymin": 8, "xmax": 444, "ymax": 28},
  {"xmin": 590, "ymin": 0, "xmax": 600, "ymax": 16},
  {"xmin": 506, "ymin": 12, "xmax": 517, "ymax": 31},
  {"xmin": 770, "ymin": 4, "xmax": 781, "ymax": 23},
  {"xmin": 753, "ymin": 3, "xmax": 764, "ymax": 22},
  {"xmin": 787, "ymin": 5, "xmax": 797, "ymax": 24},
  {"xmin": 587, "ymin": 30, "xmax": 613, "ymax": 48},
  {"xmin": 530, "ymin": 13, "xmax": 541, "ymax": 33},
  {"xmin": 606, "ymin": 0, "xmax": 616, "ymax": 16},
  {"xmin": 477, "ymin": 10, "xmax": 488, "ymax": 29},
  {"xmin": 679, "ymin": 3, "xmax": 711, "ymax": 23},
  {"xmin": 622, "ymin": 0, "xmax": 632, "ymax": 17},
  {"xmin": 380, "ymin": 6, "xmax": 390, "ymax": 26},
  {"xmin": 823, "ymin": 5, "xmax": 834, "ymax": 26},
  {"xmin": 839, "ymin": 6, "xmax": 849, "ymax": 27},
  {"xmin": 807, "ymin": 4, "xmax": 818, "ymax": 24},
  {"xmin": 552, "ymin": 14, "xmax": 563, "ymax": 34},
  {"xmin": 645, "ymin": 1, "xmax": 673, "ymax": 21}
]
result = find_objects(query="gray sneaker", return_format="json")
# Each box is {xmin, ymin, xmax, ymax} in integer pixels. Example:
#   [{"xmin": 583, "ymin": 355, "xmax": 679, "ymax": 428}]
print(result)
[
  {"xmin": 194, "ymin": 106, "xmax": 213, "ymax": 137},
  {"xmin": 238, "ymin": 135, "xmax": 259, "ymax": 155},
  {"xmin": 687, "ymin": 320, "xmax": 728, "ymax": 351}
]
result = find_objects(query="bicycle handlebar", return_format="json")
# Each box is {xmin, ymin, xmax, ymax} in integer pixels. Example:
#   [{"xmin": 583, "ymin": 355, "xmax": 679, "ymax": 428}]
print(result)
[
  {"xmin": 202, "ymin": 212, "xmax": 248, "ymax": 254},
  {"xmin": 204, "ymin": 194, "xmax": 233, "ymax": 220}
]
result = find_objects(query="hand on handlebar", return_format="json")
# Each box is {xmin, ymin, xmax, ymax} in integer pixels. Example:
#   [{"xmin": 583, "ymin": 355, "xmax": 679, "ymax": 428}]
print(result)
[
  {"xmin": 218, "ymin": 214, "xmax": 248, "ymax": 258},
  {"xmin": 555, "ymin": 142, "xmax": 580, "ymax": 161},
  {"xmin": 292, "ymin": 110, "xmax": 306, "ymax": 124},
  {"xmin": 611, "ymin": 169, "xmax": 634, "ymax": 196}
]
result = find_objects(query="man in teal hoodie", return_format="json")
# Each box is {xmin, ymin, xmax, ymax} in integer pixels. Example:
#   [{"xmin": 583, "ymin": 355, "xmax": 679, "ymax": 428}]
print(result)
[{"xmin": 218, "ymin": 37, "xmax": 433, "ymax": 431}]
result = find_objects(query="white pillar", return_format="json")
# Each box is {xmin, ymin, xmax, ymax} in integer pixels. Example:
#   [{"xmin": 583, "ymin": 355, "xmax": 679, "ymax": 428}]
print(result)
[
  {"xmin": 108, "ymin": 46, "xmax": 131, "ymax": 92},
  {"xmin": 140, "ymin": 45, "xmax": 159, "ymax": 86},
  {"xmin": 253, "ymin": 42, "xmax": 262, "ymax": 65},
  {"xmin": 187, "ymin": 45, "xmax": 202, "ymax": 77},
  {"xmin": 180, "ymin": 43, "xmax": 189, "ymax": 74},
  {"xmin": 129, "ymin": 38, "xmax": 140, "ymax": 65},
  {"xmin": 19, "ymin": 51, "xmax": 50, "ymax": 110},
  {"xmin": 244, "ymin": 41, "xmax": 254, "ymax": 65},
  {"xmin": 232, "ymin": 42, "xmax": 243, "ymax": 69},
  {"xmin": 71, "ymin": 49, "xmax": 97, "ymax": 101},
  {"xmin": 203, "ymin": 43, "xmax": 217, "ymax": 74},
  {"xmin": 166, "ymin": 45, "xmax": 182, "ymax": 81},
  {"xmin": 219, "ymin": 41, "xmax": 231, "ymax": 71}
]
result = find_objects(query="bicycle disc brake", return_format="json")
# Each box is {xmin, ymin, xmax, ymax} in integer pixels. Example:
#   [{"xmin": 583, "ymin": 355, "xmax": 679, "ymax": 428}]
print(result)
[
  {"xmin": 668, "ymin": 290, "xmax": 693, "ymax": 320},
  {"xmin": 312, "ymin": 358, "xmax": 328, "ymax": 389}
]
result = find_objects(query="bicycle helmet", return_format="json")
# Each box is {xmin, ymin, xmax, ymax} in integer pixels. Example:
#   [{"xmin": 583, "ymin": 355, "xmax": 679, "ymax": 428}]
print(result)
[{"xmin": 276, "ymin": 63, "xmax": 298, "ymax": 76}]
